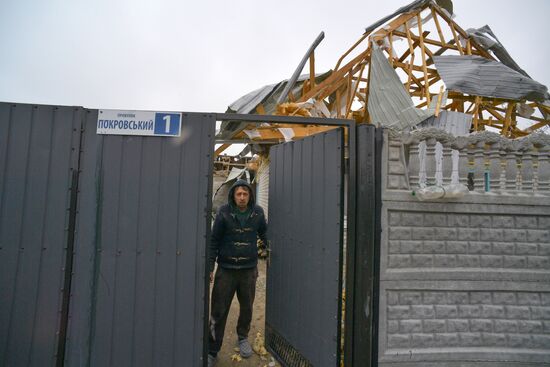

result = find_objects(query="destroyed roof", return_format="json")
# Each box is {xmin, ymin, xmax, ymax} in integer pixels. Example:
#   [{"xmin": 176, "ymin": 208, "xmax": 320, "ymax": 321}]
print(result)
[
  {"xmin": 218, "ymin": 71, "xmax": 331, "ymax": 140},
  {"xmin": 364, "ymin": 0, "xmax": 453, "ymax": 34},
  {"xmin": 367, "ymin": 44, "xmax": 436, "ymax": 130},
  {"xmin": 433, "ymin": 55, "xmax": 550, "ymax": 102},
  {"xmin": 466, "ymin": 25, "xmax": 529, "ymax": 78},
  {"xmin": 418, "ymin": 110, "xmax": 472, "ymax": 136},
  {"xmin": 220, "ymin": 0, "xmax": 549, "ymax": 141}
]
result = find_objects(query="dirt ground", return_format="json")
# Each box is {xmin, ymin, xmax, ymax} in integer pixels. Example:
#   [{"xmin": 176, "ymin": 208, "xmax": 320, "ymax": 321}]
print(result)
[{"xmin": 211, "ymin": 259, "xmax": 280, "ymax": 367}]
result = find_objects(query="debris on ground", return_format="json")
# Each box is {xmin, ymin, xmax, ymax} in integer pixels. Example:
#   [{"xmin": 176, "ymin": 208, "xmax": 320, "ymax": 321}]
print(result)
[
  {"xmin": 230, "ymin": 353, "xmax": 243, "ymax": 362},
  {"xmin": 253, "ymin": 331, "xmax": 269, "ymax": 359}
]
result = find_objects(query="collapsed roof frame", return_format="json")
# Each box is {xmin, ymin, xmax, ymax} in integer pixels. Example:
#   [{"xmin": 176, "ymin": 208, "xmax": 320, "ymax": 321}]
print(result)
[
  {"xmin": 221, "ymin": 0, "xmax": 549, "ymax": 145},
  {"xmin": 296, "ymin": 0, "xmax": 549, "ymax": 137}
]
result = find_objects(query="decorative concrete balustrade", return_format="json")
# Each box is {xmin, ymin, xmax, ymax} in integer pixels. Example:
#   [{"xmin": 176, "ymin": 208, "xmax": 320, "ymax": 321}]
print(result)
[
  {"xmin": 390, "ymin": 128, "xmax": 550, "ymax": 198},
  {"xmin": 379, "ymin": 129, "xmax": 550, "ymax": 366}
]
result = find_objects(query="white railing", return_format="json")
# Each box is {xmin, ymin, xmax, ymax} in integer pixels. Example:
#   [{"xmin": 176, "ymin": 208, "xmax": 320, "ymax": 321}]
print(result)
[{"xmin": 396, "ymin": 129, "xmax": 550, "ymax": 199}]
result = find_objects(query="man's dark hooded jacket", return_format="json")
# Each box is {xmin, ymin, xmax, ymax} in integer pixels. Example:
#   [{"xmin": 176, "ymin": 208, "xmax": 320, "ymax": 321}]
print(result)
[{"xmin": 209, "ymin": 180, "xmax": 267, "ymax": 271}]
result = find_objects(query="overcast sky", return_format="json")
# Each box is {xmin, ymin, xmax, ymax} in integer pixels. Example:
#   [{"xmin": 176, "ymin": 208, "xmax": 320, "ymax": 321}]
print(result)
[{"xmin": 1, "ymin": 0, "xmax": 549, "ymax": 114}]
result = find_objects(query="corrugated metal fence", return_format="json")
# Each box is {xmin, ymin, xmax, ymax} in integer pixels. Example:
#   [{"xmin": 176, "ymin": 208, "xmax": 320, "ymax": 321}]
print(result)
[
  {"xmin": 0, "ymin": 104, "xmax": 82, "ymax": 367},
  {"xmin": 266, "ymin": 128, "xmax": 344, "ymax": 366},
  {"xmin": 0, "ymin": 104, "xmax": 214, "ymax": 367}
]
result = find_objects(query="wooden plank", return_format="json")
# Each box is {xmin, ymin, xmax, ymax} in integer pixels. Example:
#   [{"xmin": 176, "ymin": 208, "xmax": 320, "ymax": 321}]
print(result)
[
  {"xmin": 431, "ymin": 5, "xmax": 494, "ymax": 60},
  {"xmin": 502, "ymin": 102, "xmax": 516, "ymax": 136},
  {"xmin": 254, "ymin": 125, "xmax": 338, "ymax": 140},
  {"xmin": 351, "ymin": 76, "xmax": 369, "ymax": 83},
  {"xmin": 472, "ymin": 96, "xmax": 482, "ymax": 130},
  {"xmin": 393, "ymin": 30, "xmax": 458, "ymax": 51},
  {"xmin": 346, "ymin": 63, "xmax": 366, "ymax": 118},
  {"xmin": 388, "ymin": 33, "xmax": 394, "ymax": 67},
  {"xmin": 446, "ymin": 92, "xmax": 515, "ymax": 105},
  {"xmin": 363, "ymin": 60, "xmax": 373, "ymax": 123},
  {"xmin": 393, "ymin": 60, "xmax": 437, "ymax": 75},
  {"xmin": 404, "ymin": 22, "xmax": 416, "ymax": 92},
  {"xmin": 299, "ymin": 48, "xmax": 370, "ymax": 102},
  {"xmin": 371, "ymin": 11, "xmax": 420, "ymax": 42},
  {"xmin": 484, "ymin": 107, "xmax": 506, "ymax": 122},
  {"xmin": 524, "ymin": 119, "xmax": 550, "ymax": 133},
  {"xmin": 397, "ymin": 31, "xmax": 430, "ymax": 62},
  {"xmin": 430, "ymin": 6, "xmax": 446, "ymax": 45},
  {"xmin": 317, "ymin": 60, "xmax": 366, "ymax": 101},
  {"xmin": 466, "ymin": 38, "xmax": 472, "ymax": 55},
  {"xmin": 431, "ymin": 4, "xmax": 469, "ymax": 39},
  {"xmin": 416, "ymin": 13, "xmax": 431, "ymax": 103},
  {"xmin": 435, "ymin": 85, "xmax": 444, "ymax": 117},
  {"xmin": 416, "ymin": 100, "xmax": 428, "ymax": 108},
  {"xmin": 334, "ymin": 32, "xmax": 369, "ymax": 71},
  {"xmin": 214, "ymin": 143, "xmax": 231, "ymax": 158},
  {"xmin": 449, "ymin": 22, "xmax": 464, "ymax": 55},
  {"xmin": 427, "ymin": 75, "xmax": 440, "ymax": 86},
  {"xmin": 336, "ymin": 88, "xmax": 342, "ymax": 118}
]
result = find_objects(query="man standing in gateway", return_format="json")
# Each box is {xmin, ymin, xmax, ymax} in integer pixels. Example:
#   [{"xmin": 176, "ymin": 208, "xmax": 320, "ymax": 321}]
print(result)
[{"xmin": 207, "ymin": 179, "xmax": 267, "ymax": 366}]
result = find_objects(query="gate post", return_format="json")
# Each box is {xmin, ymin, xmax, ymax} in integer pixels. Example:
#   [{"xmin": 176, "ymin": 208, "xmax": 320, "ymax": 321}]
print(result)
[{"xmin": 345, "ymin": 125, "xmax": 383, "ymax": 366}]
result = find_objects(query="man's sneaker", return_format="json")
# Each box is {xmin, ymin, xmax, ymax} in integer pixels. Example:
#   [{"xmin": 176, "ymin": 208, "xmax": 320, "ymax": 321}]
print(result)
[
  {"xmin": 207, "ymin": 353, "xmax": 216, "ymax": 367},
  {"xmin": 238, "ymin": 338, "xmax": 253, "ymax": 358}
]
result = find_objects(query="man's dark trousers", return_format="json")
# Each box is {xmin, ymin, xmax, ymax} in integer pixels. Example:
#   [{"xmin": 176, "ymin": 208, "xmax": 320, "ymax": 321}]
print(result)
[{"xmin": 209, "ymin": 266, "xmax": 258, "ymax": 356}]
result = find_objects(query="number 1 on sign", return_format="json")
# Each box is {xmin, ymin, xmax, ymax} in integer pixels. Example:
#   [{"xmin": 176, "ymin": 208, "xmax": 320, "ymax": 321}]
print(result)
[{"xmin": 163, "ymin": 115, "xmax": 171, "ymax": 133}]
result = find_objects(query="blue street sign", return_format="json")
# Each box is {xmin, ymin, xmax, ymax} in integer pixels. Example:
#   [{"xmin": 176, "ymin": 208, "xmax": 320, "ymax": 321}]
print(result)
[{"xmin": 154, "ymin": 113, "xmax": 181, "ymax": 136}]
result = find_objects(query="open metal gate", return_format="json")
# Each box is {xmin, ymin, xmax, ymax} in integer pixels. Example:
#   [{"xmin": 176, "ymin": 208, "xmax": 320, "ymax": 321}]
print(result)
[{"xmin": 266, "ymin": 128, "xmax": 345, "ymax": 366}]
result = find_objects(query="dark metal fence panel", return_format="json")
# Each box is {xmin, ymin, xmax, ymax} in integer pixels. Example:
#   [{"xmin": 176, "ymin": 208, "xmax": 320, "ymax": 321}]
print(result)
[
  {"xmin": 66, "ymin": 112, "xmax": 214, "ymax": 367},
  {"xmin": 0, "ymin": 103, "xmax": 82, "ymax": 367},
  {"xmin": 266, "ymin": 128, "xmax": 344, "ymax": 367},
  {"xmin": 349, "ymin": 125, "xmax": 383, "ymax": 366}
]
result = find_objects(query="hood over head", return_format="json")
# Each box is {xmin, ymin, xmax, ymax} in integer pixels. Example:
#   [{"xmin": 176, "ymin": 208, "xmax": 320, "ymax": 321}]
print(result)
[{"xmin": 228, "ymin": 179, "xmax": 255, "ymax": 208}]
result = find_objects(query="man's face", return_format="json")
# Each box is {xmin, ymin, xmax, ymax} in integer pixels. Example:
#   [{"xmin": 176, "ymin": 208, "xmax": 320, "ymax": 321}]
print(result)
[{"xmin": 234, "ymin": 186, "xmax": 250, "ymax": 210}]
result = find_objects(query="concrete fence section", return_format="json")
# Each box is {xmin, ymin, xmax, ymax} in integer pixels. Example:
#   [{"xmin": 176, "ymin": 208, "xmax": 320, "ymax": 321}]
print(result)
[{"xmin": 377, "ymin": 129, "xmax": 550, "ymax": 366}]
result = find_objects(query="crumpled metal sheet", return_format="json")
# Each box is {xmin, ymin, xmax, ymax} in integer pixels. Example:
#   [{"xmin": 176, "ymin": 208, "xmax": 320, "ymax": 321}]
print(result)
[
  {"xmin": 364, "ymin": 0, "xmax": 429, "ymax": 34},
  {"xmin": 433, "ymin": 55, "xmax": 549, "ymax": 102},
  {"xmin": 219, "ymin": 71, "xmax": 332, "ymax": 140},
  {"xmin": 228, "ymin": 84, "xmax": 279, "ymax": 115},
  {"xmin": 418, "ymin": 110, "xmax": 472, "ymax": 136},
  {"xmin": 365, "ymin": 0, "xmax": 453, "ymax": 33},
  {"xmin": 364, "ymin": 0, "xmax": 453, "ymax": 34},
  {"xmin": 466, "ymin": 25, "xmax": 529, "ymax": 77},
  {"xmin": 368, "ymin": 44, "xmax": 435, "ymax": 130}
]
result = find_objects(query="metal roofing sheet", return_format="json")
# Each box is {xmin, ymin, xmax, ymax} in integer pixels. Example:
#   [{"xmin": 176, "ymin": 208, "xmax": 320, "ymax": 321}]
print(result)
[
  {"xmin": 367, "ymin": 44, "xmax": 434, "ymax": 130},
  {"xmin": 219, "ymin": 72, "xmax": 332, "ymax": 140},
  {"xmin": 433, "ymin": 55, "xmax": 549, "ymax": 102},
  {"xmin": 228, "ymin": 84, "xmax": 279, "ymax": 115},
  {"xmin": 364, "ymin": 0, "xmax": 429, "ymax": 34},
  {"xmin": 418, "ymin": 110, "xmax": 472, "ymax": 136},
  {"xmin": 364, "ymin": 0, "xmax": 453, "ymax": 34},
  {"xmin": 466, "ymin": 25, "xmax": 529, "ymax": 78}
]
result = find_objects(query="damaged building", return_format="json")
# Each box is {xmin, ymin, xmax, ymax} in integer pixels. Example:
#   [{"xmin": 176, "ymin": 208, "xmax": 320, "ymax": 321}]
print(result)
[
  {"xmin": 1, "ymin": 0, "xmax": 549, "ymax": 367},
  {"xmin": 213, "ymin": 0, "xmax": 550, "ymax": 365}
]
